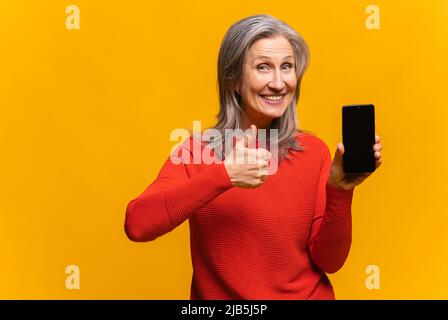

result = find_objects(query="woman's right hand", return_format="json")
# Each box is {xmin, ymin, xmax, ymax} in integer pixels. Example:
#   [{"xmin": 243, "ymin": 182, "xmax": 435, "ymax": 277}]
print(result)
[{"xmin": 223, "ymin": 125, "xmax": 272, "ymax": 189}]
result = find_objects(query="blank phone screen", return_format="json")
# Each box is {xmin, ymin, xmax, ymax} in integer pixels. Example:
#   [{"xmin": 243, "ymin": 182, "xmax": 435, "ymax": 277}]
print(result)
[{"xmin": 342, "ymin": 104, "xmax": 376, "ymax": 173}]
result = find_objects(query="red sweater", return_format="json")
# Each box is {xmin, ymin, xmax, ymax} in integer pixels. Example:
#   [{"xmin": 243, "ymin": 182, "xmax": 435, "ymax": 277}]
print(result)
[{"xmin": 125, "ymin": 132, "xmax": 354, "ymax": 300}]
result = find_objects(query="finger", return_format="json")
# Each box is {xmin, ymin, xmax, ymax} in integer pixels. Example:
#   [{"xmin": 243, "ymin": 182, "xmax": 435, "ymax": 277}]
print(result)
[
  {"xmin": 375, "ymin": 134, "xmax": 380, "ymax": 144},
  {"xmin": 373, "ymin": 143, "xmax": 382, "ymax": 152},
  {"xmin": 333, "ymin": 143, "xmax": 344, "ymax": 166},
  {"xmin": 376, "ymin": 158, "xmax": 382, "ymax": 169},
  {"xmin": 260, "ymin": 173, "xmax": 269, "ymax": 181},
  {"xmin": 262, "ymin": 149, "xmax": 272, "ymax": 161},
  {"xmin": 246, "ymin": 148, "xmax": 258, "ymax": 164},
  {"xmin": 374, "ymin": 151, "xmax": 381, "ymax": 159},
  {"xmin": 259, "ymin": 166, "xmax": 269, "ymax": 177},
  {"xmin": 235, "ymin": 126, "xmax": 256, "ymax": 149},
  {"xmin": 256, "ymin": 148, "xmax": 271, "ymax": 161},
  {"xmin": 250, "ymin": 124, "xmax": 257, "ymax": 137}
]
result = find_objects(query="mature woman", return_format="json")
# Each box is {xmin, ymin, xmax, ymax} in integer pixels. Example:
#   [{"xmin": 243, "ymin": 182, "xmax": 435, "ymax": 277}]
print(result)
[{"xmin": 125, "ymin": 14, "xmax": 382, "ymax": 299}]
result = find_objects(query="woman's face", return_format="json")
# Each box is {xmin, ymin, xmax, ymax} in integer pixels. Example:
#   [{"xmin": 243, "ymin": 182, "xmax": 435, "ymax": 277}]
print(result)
[{"xmin": 239, "ymin": 36, "xmax": 297, "ymax": 123}]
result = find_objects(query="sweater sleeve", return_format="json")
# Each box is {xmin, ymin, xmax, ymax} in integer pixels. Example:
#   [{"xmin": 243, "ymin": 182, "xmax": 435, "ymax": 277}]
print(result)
[
  {"xmin": 124, "ymin": 138, "xmax": 234, "ymax": 242},
  {"xmin": 307, "ymin": 143, "xmax": 354, "ymax": 274}
]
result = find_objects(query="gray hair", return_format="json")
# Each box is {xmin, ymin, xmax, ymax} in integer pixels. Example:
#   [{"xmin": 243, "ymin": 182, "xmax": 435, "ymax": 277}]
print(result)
[{"xmin": 208, "ymin": 14, "xmax": 312, "ymax": 162}]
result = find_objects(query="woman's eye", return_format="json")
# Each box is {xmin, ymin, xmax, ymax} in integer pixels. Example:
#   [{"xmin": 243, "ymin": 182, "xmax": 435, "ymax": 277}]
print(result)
[{"xmin": 257, "ymin": 64, "xmax": 293, "ymax": 71}]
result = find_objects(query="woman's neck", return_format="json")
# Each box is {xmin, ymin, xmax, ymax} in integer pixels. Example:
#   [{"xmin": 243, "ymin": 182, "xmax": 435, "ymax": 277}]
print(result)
[{"xmin": 241, "ymin": 111, "xmax": 272, "ymax": 131}]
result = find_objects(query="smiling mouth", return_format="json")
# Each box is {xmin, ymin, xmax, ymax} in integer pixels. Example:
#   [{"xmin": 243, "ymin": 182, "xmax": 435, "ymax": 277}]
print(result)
[{"xmin": 260, "ymin": 94, "xmax": 286, "ymax": 104}]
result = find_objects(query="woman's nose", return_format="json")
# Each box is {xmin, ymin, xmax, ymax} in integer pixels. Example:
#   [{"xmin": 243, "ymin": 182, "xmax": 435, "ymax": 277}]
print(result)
[{"xmin": 268, "ymin": 71, "xmax": 285, "ymax": 91}]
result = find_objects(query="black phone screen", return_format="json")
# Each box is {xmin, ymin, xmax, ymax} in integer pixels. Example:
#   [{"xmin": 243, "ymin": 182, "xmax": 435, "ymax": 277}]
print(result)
[{"xmin": 342, "ymin": 104, "xmax": 376, "ymax": 173}]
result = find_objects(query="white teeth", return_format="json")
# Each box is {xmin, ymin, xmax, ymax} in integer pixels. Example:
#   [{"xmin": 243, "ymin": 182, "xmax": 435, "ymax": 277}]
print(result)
[{"xmin": 261, "ymin": 95, "xmax": 284, "ymax": 101}]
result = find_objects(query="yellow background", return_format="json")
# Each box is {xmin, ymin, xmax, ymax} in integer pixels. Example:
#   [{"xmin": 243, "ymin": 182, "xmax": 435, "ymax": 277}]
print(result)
[{"xmin": 1, "ymin": 0, "xmax": 447, "ymax": 299}]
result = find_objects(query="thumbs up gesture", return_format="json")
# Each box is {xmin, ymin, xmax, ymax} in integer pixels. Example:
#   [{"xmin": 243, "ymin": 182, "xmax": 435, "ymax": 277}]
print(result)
[{"xmin": 224, "ymin": 125, "xmax": 272, "ymax": 189}]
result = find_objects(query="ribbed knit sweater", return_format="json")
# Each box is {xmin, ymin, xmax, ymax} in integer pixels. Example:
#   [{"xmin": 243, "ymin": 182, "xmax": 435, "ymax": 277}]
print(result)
[{"xmin": 125, "ymin": 132, "xmax": 354, "ymax": 299}]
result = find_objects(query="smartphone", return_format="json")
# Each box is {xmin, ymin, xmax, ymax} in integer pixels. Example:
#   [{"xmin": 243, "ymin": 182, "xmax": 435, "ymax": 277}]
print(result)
[{"xmin": 342, "ymin": 104, "xmax": 376, "ymax": 173}]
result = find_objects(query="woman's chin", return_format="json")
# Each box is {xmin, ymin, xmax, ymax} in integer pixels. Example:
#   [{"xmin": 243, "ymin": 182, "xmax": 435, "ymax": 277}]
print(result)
[{"xmin": 261, "ymin": 107, "xmax": 287, "ymax": 119}]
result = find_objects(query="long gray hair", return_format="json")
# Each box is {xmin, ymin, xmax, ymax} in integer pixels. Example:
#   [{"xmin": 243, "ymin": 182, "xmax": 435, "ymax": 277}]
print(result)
[{"xmin": 204, "ymin": 14, "xmax": 312, "ymax": 162}]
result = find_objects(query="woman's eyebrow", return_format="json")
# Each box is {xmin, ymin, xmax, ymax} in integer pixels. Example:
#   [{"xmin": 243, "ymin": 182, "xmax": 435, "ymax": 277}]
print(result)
[{"xmin": 254, "ymin": 55, "xmax": 294, "ymax": 61}]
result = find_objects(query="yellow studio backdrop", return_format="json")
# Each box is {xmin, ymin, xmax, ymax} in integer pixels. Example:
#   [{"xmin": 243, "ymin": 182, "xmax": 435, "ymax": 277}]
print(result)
[{"xmin": 0, "ymin": 0, "xmax": 447, "ymax": 299}]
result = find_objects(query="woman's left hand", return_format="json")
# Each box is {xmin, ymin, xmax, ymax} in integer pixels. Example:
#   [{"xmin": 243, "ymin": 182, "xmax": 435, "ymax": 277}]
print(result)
[{"xmin": 328, "ymin": 135, "xmax": 382, "ymax": 190}]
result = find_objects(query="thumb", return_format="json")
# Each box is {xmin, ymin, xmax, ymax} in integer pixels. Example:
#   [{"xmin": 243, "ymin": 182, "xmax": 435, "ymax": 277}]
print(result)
[
  {"xmin": 235, "ymin": 125, "xmax": 257, "ymax": 149},
  {"xmin": 247, "ymin": 125, "xmax": 257, "ymax": 147},
  {"xmin": 333, "ymin": 143, "xmax": 344, "ymax": 166}
]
